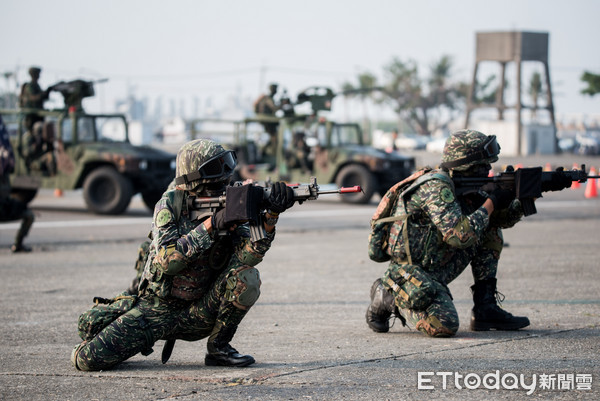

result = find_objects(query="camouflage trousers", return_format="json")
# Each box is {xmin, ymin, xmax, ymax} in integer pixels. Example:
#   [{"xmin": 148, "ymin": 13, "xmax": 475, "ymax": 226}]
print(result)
[
  {"xmin": 72, "ymin": 263, "xmax": 260, "ymax": 371},
  {"xmin": 0, "ymin": 197, "xmax": 34, "ymax": 247},
  {"xmin": 382, "ymin": 227, "xmax": 503, "ymax": 337}
]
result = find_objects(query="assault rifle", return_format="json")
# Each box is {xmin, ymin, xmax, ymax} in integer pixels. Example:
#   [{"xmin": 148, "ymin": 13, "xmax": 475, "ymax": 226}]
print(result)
[
  {"xmin": 187, "ymin": 177, "xmax": 362, "ymax": 241},
  {"xmin": 452, "ymin": 164, "xmax": 600, "ymax": 216},
  {"xmin": 159, "ymin": 177, "xmax": 360, "ymax": 365}
]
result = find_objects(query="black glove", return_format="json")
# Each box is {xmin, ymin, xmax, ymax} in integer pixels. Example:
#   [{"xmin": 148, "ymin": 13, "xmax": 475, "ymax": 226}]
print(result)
[
  {"xmin": 541, "ymin": 167, "xmax": 573, "ymax": 192},
  {"xmin": 267, "ymin": 182, "xmax": 295, "ymax": 214},
  {"xmin": 211, "ymin": 208, "xmax": 230, "ymax": 231},
  {"xmin": 487, "ymin": 185, "xmax": 515, "ymax": 210}
]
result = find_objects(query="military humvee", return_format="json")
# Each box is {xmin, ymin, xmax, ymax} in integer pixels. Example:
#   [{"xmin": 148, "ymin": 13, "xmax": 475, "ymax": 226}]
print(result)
[
  {"xmin": 190, "ymin": 86, "xmax": 415, "ymax": 204},
  {"xmin": 1, "ymin": 79, "xmax": 175, "ymax": 214}
]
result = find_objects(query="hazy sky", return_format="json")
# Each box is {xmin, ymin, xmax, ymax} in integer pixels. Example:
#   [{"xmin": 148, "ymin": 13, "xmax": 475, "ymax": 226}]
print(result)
[{"xmin": 1, "ymin": 0, "xmax": 599, "ymax": 120}]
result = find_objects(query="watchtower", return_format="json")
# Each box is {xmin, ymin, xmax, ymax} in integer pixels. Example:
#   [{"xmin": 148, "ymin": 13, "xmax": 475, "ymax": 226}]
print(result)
[{"xmin": 464, "ymin": 31, "xmax": 556, "ymax": 154}]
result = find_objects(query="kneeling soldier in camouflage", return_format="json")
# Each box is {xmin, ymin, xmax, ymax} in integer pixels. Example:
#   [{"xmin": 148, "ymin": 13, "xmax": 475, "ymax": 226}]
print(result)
[
  {"xmin": 366, "ymin": 130, "xmax": 530, "ymax": 337},
  {"xmin": 72, "ymin": 139, "xmax": 294, "ymax": 370}
]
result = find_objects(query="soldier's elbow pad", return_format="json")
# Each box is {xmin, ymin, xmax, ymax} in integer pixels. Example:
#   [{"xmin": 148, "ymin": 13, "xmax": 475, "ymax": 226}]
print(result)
[{"xmin": 154, "ymin": 244, "xmax": 188, "ymax": 275}]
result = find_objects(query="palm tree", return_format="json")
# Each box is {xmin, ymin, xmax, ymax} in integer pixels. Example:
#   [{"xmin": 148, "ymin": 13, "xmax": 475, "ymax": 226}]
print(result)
[
  {"xmin": 382, "ymin": 55, "xmax": 464, "ymax": 136},
  {"xmin": 581, "ymin": 71, "xmax": 600, "ymax": 96}
]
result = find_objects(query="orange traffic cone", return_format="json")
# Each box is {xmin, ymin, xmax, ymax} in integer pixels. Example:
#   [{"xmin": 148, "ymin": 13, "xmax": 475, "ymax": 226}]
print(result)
[
  {"xmin": 544, "ymin": 162, "xmax": 552, "ymax": 171},
  {"xmin": 584, "ymin": 167, "xmax": 598, "ymax": 198},
  {"xmin": 54, "ymin": 188, "xmax": 63, "ymax": 197},
  {"xmin": 571, "ymin": 164, "xmax": 581, "ymax": 189}
]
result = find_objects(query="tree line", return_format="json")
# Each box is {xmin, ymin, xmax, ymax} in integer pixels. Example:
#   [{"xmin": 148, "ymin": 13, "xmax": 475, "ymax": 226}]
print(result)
[{"xmin": 341, "ymin": 55, "xmax": 599, "ymax": 136}]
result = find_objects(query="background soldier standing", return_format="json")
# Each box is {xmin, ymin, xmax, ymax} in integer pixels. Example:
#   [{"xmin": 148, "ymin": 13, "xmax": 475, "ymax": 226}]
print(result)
[
  {"xmin": 254, "ymin": 83, "xmax": 280, "ymax": 116},
  {"xmin": 71, "ymin": 139, "xmax": 295, "ymax": 370},
  {"xmin": 366, "ymin": 130, "xmax": 533, "ymax": 337},
  {"xmin": 0, "ymin": 115, "xmax": 35, "ymax": 252},
  {"xmin": 18, "ymin": 66, "xmax": 50, "ymax": 131},
  {"xmin": 254, "ymin": 83, "xmax": 280, "ymax": 160}
]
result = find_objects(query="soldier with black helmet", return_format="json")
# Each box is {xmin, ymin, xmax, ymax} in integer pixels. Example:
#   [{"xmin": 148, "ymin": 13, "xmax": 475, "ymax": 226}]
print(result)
[
  {"xmin": 71, "ymin": 138, "xmax": 295, "ymax": 370},
  {"xmin": 366, "ymin": 129, "xmax": 530, "ymax": 337}
]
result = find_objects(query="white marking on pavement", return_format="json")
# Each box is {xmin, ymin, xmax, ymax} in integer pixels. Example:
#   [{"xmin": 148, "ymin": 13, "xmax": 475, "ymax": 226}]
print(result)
[
  {"xmin": 1, "ymin": 199, "xmax": 596, "ymax": 230},
  {"xmin": 0, "ymin": 208, "xmax": 374, "ymax": 230},
  {"xmin": 0, "ymin": 217, "xmax": 150, "ymax": 230}
]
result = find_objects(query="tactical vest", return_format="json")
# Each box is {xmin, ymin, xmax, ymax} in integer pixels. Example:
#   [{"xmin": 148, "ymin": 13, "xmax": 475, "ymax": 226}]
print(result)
[{"xmin": 144, "ymin": 189, "xmax": 234, "ymax": 301}]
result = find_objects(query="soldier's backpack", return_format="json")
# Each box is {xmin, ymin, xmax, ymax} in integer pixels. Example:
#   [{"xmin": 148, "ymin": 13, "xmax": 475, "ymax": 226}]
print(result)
[
  {"xmin": 369, "ymin": 168, "xmax": 429, "ymax": 263},
  {"xmin": 368, "ymin": 167, "xmax": 454, "ymax": 263}
]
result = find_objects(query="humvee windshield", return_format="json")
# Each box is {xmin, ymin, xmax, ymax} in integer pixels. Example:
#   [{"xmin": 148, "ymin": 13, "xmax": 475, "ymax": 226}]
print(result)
[
  {"xmin": 331, "ymin": 124, "xmax": 362, "ymax": 146},
  {"xmin": 61, "ymin": 115, "xmax": 127, "ymax": 143},
  {"xmin": 285, "ymin": 122, "xmax": 362, "ymax": 148}
]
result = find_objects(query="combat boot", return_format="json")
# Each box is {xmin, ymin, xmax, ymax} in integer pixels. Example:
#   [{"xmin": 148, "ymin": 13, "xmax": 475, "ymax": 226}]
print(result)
[
  {"xmin": 470, "ymin": 278, "xmax": 530, "ymax": 331},
  {"xmin": 11, "ymin": 243, "xmax": 32, "ymax": 253},
  {"xmin": 205, "ymin": 324, "xmax": 255, "ymax": 367},
  {"xmin": 366, "ymin": 278, "xmax": 402, "ymax": 333}
]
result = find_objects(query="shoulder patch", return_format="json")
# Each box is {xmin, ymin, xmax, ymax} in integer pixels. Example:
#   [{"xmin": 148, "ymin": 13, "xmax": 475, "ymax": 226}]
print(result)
[
  {"xmin": 156, "ymin": 208, "xmax": 173, "ymax": 227},
  {"xmin": 440, "ymin": 187, "xmax": 455, "ymax": 203}
]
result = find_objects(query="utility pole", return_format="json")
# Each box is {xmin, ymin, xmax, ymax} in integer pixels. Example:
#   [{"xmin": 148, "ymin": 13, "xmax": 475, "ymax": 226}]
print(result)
[
  {"xmin": 3, "ymin": 71, "xmax": 15, "ymax": 108},
  {"xmin": 259, "ymin": 63, "xmax": 267, "ymax": 94}
]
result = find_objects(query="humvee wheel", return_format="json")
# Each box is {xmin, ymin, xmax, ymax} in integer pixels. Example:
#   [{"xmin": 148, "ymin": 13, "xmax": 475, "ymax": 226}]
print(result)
[
  {"xmin": 336, "ymin": 164, "xmax": 376, "ymax": 204},
  {"xmin": 83, "ymin": 166, "xmax": 133, "ymax": 214}
]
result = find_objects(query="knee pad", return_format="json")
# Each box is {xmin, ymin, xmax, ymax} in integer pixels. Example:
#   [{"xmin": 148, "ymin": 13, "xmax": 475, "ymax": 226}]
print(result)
[
  {"xmin": 416, "ymin": 315, "xmax": 457, "ymax": 338},
  {"xmin": 226, "ymin": 266, "xmax": 261, "ymax": 309}
]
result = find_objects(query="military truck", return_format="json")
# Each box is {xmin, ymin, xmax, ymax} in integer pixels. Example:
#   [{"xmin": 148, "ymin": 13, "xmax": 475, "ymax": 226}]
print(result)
[
  {"xmin": 190, "ymin": 86, "xmax": 415, "ymax": 204},
  {"xmin": 1, "ymin": 79, "xmax": 175, "ymax": 214}
]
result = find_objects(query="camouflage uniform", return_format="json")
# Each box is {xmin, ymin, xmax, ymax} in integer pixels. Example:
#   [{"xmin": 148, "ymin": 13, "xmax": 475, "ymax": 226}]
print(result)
[
  {"xmin": 72, "ymin": 139, "xmax": 290, "ymax": 371},
  {"xmin": 22, "ymin": 121, "xmax": 56, "ymax": 175},
  {"xmin": 19, "ymin": 67, "xmax": 48, "ymax": 131},
  {"xmin": 254, "ymin": 83, "xmax": 279, "ymax": 116},
  {"xmin": 255, "ymin": 83, "xmax": 280, "ymax": 159},
  {"xmin": 366, "ymin": 130, "xmax": 528, "ymax": 337}
]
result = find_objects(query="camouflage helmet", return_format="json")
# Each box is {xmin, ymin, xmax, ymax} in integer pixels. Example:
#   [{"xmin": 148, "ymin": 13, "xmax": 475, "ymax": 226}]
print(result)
[
  {"xmin": 174, "ymin": 139, "xmax": 237, "ymax": 191},
  {"xmin": 440, "ymin": 129, "xmax": 500, "ymax": 172}
]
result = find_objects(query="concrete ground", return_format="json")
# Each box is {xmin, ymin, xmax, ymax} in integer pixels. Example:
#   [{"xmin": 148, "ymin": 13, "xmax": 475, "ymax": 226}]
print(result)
[{"xmin": 1, "ymin": 152, "xmax": 599, "ymax": 400}]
